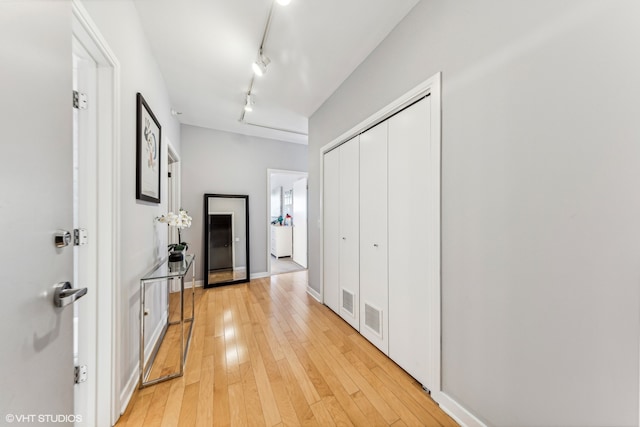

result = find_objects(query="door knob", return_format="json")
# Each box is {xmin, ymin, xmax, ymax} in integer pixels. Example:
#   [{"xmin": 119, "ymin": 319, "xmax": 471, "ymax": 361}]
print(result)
[{"xmin": 53, "ymin": 282, "xmax": 88, "ymax": 308}]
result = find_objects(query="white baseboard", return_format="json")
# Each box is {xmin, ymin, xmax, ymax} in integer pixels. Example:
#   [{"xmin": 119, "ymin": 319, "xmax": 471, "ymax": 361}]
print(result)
[
  {"xmin": 144, "ymin": 311, "xmax": 168, "ymax": 366},
  {"xmin": 120, "ymin": 366, "xmax": 138, "ymax": 416},
  {"xmin": 434, "ymin": 391, "xmax": 487, "ymax": 427},
  {"xmin": 169, "ymin": 279, "xmax": 204, "ymax": 292},
  {"xmin": 182, "ymin": 279, "xmax": 202, "ymax": 289},
  {"xmin": 306, "ymin": 286, "xmax": 321, "ymax": 302},
  {"xmin": 251, "ymin": 271, "xmax": 269, "ymax": 279},
  {"xmin": 120, "ymin": 309, "xmax": 168, "ymax": 415}
]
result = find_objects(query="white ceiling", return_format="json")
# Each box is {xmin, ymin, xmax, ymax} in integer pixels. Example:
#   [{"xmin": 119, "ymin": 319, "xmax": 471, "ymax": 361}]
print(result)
[{"xmin": 132, "ymin": 0, "xmax": 419, "ymax": 144}]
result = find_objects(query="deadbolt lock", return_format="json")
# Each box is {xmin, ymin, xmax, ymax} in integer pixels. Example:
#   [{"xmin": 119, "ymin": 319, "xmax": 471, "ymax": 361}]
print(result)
[{"xmin": 54, "ymin": 230, "xmax": 72, "ymax": 248}]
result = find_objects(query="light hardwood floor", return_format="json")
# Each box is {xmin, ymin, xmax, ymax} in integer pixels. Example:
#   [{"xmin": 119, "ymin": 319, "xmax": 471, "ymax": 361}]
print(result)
[{"xmin": 117, "ymin": 271, "xmax": 457, "ymax": 426}]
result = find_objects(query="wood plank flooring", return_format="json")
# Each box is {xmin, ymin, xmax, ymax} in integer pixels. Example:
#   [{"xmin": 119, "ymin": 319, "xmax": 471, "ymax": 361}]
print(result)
[{"xmin": 116, "ymin": 271, "xmax": 457, "ymax": 426}]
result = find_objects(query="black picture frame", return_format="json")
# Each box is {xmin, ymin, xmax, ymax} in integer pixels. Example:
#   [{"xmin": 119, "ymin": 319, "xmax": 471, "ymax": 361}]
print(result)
[{"xmin": 136, "ymin": 93, "xmax": 161, "ymax": 203}]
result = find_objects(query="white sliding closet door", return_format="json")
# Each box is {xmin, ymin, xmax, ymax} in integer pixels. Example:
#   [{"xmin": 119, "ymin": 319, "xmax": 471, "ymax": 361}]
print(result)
[
  {"xmin": 359, "ymin": 122, "xmax": 389, "ymax": 353},
  {"xmin": 388, "ymin": 98, "xmax": 432, "ymax": 388},
  {"xmin": 323, "ymin": 148, "xmax": 340, "ymax": 313},
  {"xmin": 339, "ymin": 137, "xmax": 360, "ymax": 329}
]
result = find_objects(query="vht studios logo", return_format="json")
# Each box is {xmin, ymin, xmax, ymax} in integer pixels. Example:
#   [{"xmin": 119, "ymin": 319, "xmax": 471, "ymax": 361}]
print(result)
[{"xmin": 5, "ymin": 414, "xmax": 83, "ymax": 423}]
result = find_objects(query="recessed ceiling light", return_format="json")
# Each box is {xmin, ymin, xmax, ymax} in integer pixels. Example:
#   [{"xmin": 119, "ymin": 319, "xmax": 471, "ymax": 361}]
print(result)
[{"xmin": 277, "ymin": 0, "xmax": 291, "ymax": 5}]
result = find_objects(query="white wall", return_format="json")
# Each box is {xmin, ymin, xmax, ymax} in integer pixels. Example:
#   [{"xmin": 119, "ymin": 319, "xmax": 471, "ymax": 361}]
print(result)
[
  {"xmin": 181, "ymin": 125, "xmax": 307, "ymax": 280},
  {"xmin": 79, "ymin": 0, "xmax": 181, "ymax": 411},
  {"xmin": 271, "ymin": 187, "xmax": 282, "ymax": 218},
  {"xmin": 309, "ymin": 1, "xmax": 640, "ymax": 425},
  {"xmin": 271, "ymin": 173, "xmax": 303, "ymax": 219}
]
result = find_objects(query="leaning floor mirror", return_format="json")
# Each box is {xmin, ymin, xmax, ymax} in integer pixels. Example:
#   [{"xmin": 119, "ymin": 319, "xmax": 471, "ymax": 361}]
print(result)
[{"xmin": 204, "ymin": 194, "xmax": 250, "ymax": 288}]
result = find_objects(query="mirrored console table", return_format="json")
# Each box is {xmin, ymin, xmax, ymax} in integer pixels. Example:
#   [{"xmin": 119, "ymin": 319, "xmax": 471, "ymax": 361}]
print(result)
[{"xmin": 139, "ymin": 254, "xmax": 195, "ymax": 388}]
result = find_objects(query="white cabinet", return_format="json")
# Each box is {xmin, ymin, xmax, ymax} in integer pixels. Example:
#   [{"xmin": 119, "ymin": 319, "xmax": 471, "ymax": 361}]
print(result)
[
  {"xmin": 359, "ymin": 122, "xmax": 388, "ymax": 354},
  {"xmin": 388, "ymin": 97, "xmax": 432, "ymax": 388},
  {"xmin": 271, "ymin": 225, "xmax": 292, "ymax": 258},
  {"xmin": 322, "ymin": 136, "xmax": 360, "ymax": 330}
]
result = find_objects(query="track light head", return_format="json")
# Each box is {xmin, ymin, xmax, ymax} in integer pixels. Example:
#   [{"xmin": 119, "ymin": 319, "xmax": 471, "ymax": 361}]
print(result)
[
  {"xmin": 252, "ymin": 53, "xmax": 270, "ymax": 76},
  {"xmin": 244, "ymin": 93, "xmax": 254, "ymax": 112}
]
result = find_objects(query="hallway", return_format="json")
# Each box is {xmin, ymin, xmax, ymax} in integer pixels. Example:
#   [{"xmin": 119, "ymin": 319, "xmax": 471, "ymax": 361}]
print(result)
[
  {"xmin": 117, "ymin": 271, "xmax": 455, "ymax": 426},
  {"xmin": 270, "ymin": 255, "xmax": 306, "ymax": 275}
]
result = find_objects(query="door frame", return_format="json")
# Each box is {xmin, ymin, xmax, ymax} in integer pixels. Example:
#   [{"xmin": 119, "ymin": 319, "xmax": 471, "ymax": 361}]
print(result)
[
  {"xmin": 319, "ymin": 72, "xmax": 442, "ymax": 402},
  {"xmin": 72, "ymin": 1, "xmax": 120, "ymax": 424},
  {"xmin": 167, "ymin": 141, "xmax": 181, "ymax": 293},
  {"xmin": 72, "ymin": 28, "xmax": 98, "ymax": 426},
  {"xmin": 167, "ymin": 140, "xmax": 181, "ymax": 247},
  {"xmin": 292, "ymin": 177, "xmax": 308, "ymax": 268},
  {"xmin": 266, "ymin": 169, "xmax": 308, "ymax": 276}
]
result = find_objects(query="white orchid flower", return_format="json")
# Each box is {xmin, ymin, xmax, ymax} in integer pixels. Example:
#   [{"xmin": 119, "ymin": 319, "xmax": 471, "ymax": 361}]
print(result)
[{"xmin": 158, "ymin": 209, "xmax": 192, "ymax": 229}]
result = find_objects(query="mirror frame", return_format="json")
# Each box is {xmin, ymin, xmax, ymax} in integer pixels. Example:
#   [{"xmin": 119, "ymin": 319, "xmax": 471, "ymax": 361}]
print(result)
[{"xmin": 203, "ymin": 193, "xmax": 250, "ymax": 288}]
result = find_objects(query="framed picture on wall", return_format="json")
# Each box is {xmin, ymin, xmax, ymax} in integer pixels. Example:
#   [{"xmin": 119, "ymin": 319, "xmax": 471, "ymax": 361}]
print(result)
[{"xmin": 136, "ymin": 92, "xmax": 161, "ymax": 203}]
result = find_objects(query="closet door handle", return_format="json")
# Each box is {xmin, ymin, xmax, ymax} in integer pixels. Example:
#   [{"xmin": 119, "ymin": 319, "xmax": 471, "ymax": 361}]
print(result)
[{"xmin": 373, "ymin": 244, "xmax": 379, "ymax": 247}]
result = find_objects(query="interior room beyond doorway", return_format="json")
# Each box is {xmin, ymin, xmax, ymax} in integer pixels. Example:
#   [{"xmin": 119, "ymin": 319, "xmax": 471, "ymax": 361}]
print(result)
[{"xmin": 268, "ymin": 169, "xmax": 308, "ymax": 276}]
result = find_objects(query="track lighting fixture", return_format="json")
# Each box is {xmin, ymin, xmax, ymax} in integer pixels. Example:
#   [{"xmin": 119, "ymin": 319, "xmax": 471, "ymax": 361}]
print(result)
[
  {"xmin": 240, "ymin": 0, "xmax": 302, "ymax": 134},
  {"xmin": 252, "ymin": 52, "xmax": 270, "ymax": 76}
]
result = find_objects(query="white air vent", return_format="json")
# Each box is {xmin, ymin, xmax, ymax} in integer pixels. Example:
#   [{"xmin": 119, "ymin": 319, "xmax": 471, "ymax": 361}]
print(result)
[
  {"xmin": 364, "ymin": 303, "xmax": 382, "ymax": 337},
  {"xmin": 341, "ymin": 289, "xmax": 354, "ymax": 316}
]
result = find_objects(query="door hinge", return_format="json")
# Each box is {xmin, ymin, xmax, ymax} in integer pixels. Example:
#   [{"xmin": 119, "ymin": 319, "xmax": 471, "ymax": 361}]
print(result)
[
  {"xmin": 73, "ymin": 90, "xmax": 88, "ymax": 110},
  {"xmin": 75, "ymin": 365, "xmax": 88, "ymax": 384},
  {"xmin": 168, "ymin": 171, "xmax": 172, "ymax": 178},
  {"xmin": 74, "ymin": 228, "xmax": 88, "ymax": 246}
]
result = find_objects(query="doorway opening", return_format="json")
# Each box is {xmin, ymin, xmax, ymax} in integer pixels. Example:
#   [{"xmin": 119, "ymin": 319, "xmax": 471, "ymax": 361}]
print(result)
[
  {"xmin": 167, "ymin": 142, "xmax": 180, "ymax": 241},
  {"xmin": 167, "ymin": 142, "xmax": 181, "ymax": 292},
  {"xmin": 267, "ymin": 169, "xmax": 308, "ymax": 275}
]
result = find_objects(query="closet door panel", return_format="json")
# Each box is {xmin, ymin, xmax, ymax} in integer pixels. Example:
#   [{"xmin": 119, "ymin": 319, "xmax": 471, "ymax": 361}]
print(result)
[
  {"xmin": 323, "ymin": 148, "xmax": 340, "ymax": 313},
  {"xmin": 359, "ymin": 122, "xmax": 389, "ymax": 353},
  {"xmin": 388, "ymin": 98, "xmax": 432, "ymax": 386},
  {"xmin": 338, "ymin": 137, "xmax": 360, "ymax": 329}
]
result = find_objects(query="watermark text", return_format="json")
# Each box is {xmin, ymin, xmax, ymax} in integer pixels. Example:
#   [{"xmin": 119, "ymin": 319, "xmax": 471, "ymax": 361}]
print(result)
[{"xmin": 5, "ymin": 414, "xmax": 82, "ymax": 423}]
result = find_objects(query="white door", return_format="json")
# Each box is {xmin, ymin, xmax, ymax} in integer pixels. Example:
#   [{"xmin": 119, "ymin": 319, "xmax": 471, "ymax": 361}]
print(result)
[
  {"xmin": 292, "ymin": 177, "xmax": 307, "ymax": 268},
  {"xmin": 0, "ymin": 2, "xmax": 78, "ymax": 421},
  {"xmin": 338, "ymin": 137, "xmax": 360, "ymax": 330},
  {"xmin": 388, "ymin": 97, "xmax": 432, "ymax": 388},
  {"xmin": 359, "ymin": 122, "xmax": 389, "ymax": 354},
  {"xmin": 323, "ymin": 149, "xmax": 340, "ymax": 313}
]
